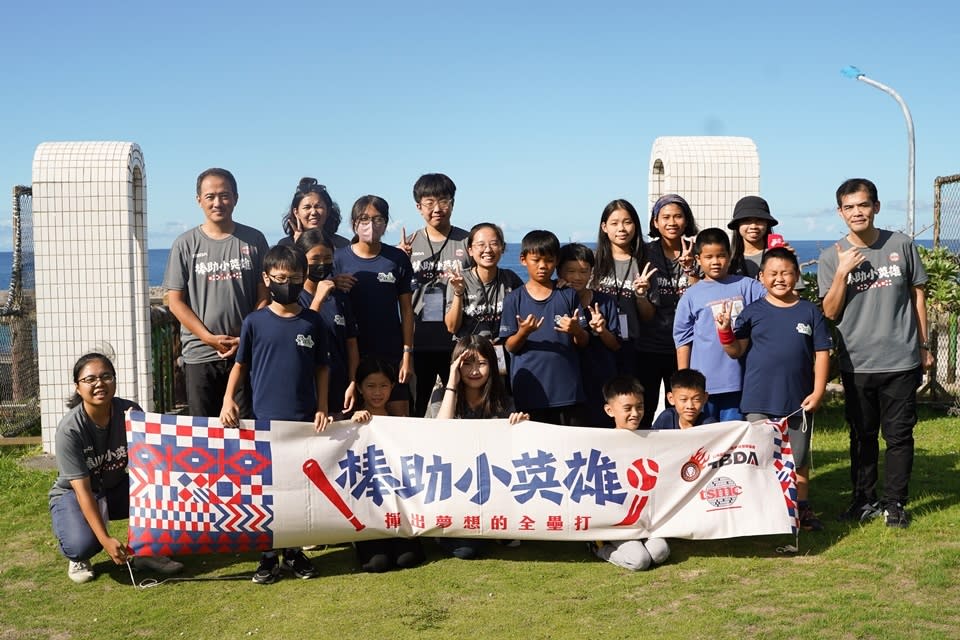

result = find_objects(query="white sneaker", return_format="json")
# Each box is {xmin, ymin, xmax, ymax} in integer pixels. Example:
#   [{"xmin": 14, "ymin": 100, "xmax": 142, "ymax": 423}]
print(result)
[
  {"xmin": 132, "ymin": 555, "xmax": 184, "ymax": 574},
  {"xmin": 68, "ymin": 560, "xmax": 95, "ymax": 584}
]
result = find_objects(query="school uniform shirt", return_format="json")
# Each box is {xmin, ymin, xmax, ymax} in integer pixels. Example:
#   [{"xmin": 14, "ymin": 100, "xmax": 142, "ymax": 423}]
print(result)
[
  {"xmin": 636, "ymin": 241, "xmax": 693, "ymax": 354},
  {"xmin": 649, "ymin": 408, "xmax": 717, "ymax": 430},
  {"xmin": 499, "ymin": 285, "xmax": 587, "ymax": 410},
  {"xmin": 734, "ymin": 298, "xmax": 832, "ymax": 416},
  {"xmin": 673, "ymin": 275, "xmax": 766, "ymax": 394},
  {"xmin": 334, "ymin": 244, "xmax": 414, "ymax": 363},
  {"xmin": 445, "ymin": 267, "xmax": 524, "ymax": 341},
  {"xmin": 236, "ymin": 307, "xmax": 329, "ymax": 422},
  {"xmin": 594, "ymin": 257, "xmax": 642, "ymax": 342},
  {"xmin": 408, "ymin": 227, "xmax": 470, "ymax": 351},
  {"xmin": 580, "ymin": 290, "xmax": 621, "ymax": 427},
  {"xmin": 299, "ymin": 287, "xmax": 360, "ymax": 413}
]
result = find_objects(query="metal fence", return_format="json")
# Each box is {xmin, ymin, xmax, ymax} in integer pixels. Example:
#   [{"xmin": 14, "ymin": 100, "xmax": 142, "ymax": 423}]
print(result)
[{"xmin": 0, "ymin": 186, "xmax": 39, "ymax": 436}]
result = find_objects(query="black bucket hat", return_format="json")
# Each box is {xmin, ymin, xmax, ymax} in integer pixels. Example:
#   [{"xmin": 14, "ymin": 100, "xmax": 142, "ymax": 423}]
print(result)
[{"xmin": 728, "ymin": 195, "xmax": 778, "ymax": 229}]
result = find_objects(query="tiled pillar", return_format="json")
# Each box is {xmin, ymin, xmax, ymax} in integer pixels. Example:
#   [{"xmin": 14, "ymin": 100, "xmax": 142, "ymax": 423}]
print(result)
[
  {"xmin": 648, "ymin": 136, "xmax": 761, "ymax": 232},
  {"xmin": 33, "ymin": 142, "xmax": 153, "ymax": 453}
]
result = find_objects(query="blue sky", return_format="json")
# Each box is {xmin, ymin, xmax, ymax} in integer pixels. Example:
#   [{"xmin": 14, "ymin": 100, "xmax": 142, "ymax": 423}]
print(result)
[{"xmin": 1, "ymin": 1, "xmax": 958, "ymax": 249}]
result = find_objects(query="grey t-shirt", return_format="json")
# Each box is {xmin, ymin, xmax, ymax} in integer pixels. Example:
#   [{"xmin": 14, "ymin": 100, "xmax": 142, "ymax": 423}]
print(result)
[
  {"xmin": 445, "ymin": 267, "xmax": 524, "ymax": 341},
  {"xmin": 163, "ymin": 223, "xmax": 270, "ymax": 364},
  {"xmin": 817, "ymin": 229, "xmax": 927, "ymax": 373},
  {"xmin": 594, "ymin": 257, "xmax": 643, "ymax": 342},
  {"xmin": 408, "ymin": 226, "xmax": 471, "ymax": 351},
  {"xmin": 49, "ymin": 397, "xmax": 141, "ymax": 502}
]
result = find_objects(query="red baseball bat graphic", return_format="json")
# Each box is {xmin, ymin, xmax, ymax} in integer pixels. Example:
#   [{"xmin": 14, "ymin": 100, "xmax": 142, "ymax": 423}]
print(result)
[{"xmin": 303, "ymin": 459, "xmax": 366, "ymax": 531}]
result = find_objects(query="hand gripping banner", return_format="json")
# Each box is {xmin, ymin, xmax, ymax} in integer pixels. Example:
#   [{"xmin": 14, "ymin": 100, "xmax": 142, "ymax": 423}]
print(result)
[{"xmin": 125, "ymin": 412, "xmax": 797, "ymax": 557}]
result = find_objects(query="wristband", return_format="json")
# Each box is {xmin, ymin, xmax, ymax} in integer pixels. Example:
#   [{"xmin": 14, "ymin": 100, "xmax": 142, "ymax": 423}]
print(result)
[
  {"xmin": 717, "ymin": 327, "xmax": 736, "ymax": 345},
  {"xmin": 403, "ymin": 346, "xmax": 413, "ymax": 353},
  {"xmin": 445, "ymin": 387, "xmax": 457, "ymax": 393}
]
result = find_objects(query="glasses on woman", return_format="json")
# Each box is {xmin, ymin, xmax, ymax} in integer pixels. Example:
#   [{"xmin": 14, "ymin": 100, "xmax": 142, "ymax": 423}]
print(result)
[
  {"xmin": 357, "ymin": 215, "xmax": 387, "ymax": 226},
  {"xmin": 78, "ymin": 373, "xmax": 116, "ymax": 385},
  {"xmin": 471, "ymin": 241, "xmax": 502, "ymax": 251}
]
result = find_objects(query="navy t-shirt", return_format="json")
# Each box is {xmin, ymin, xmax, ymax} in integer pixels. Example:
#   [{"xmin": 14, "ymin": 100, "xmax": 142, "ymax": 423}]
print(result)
[
  {"xmin": 734, "ymin": 298, "xmax": 832, "ymax": 416},
  {"xmin": 299, "ymin": 287, "xmax": 359, "ymax": 413},
  {"xmin": 236, "ymin": 307, "xmax": 329, "ymax": 421},
  {"xmin": 499, "ymin": 285, "xmax": 586, "ymax": 410},
  {"xmin": 580, "ymin": 290, "xmax": 621, "ymax": 427},
  {"xmin": 650, "ymin": 408, "xmax": 717, "ymax": 430},
  {"xmin": 333, "ymin": 244, "xmax": 413, "ymax": 363}
]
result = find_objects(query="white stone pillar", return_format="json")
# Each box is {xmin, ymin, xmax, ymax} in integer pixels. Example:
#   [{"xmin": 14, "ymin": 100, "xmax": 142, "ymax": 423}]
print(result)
[{"xmin": 33, "ymin": 142, "xmax": 152, "ymax": 453}]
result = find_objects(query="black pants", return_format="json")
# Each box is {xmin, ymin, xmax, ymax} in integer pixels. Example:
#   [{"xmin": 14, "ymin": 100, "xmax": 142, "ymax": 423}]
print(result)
[
  {"xmin": 413, "ymin": 349, "xmax": 452, "ymax": 417},
  {"xmin": 528, "ymin": 404, "xmax": 586, "ymax": 427},
  {"xmin": 841, "ymin": 368, "xmax": 920, "ymax": 506},
  {"xmin": 184, "ymin": 359, "xmax": 251, "ymax": 419},
  {"xmin": 635, "ymin": 351, "xmax": 677, "ymax": 429}
]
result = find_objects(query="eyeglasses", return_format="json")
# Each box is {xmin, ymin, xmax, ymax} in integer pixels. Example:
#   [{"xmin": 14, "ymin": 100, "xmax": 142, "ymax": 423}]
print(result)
[
  {"xmin": 419, "ymin": 198, "xmax": 452, "ymax": 210},
  {"xmin": 267, "ymin": 274, "xmax": 305, "ymax": 285},
  {"xmin": 78, "ymin": 373, "xmax": 116, "ymax": 385},
  {"xmin": 357, "ymin": 215, "xmax": 387, "ymax": 226},
  {"xmin": 471, "ymin": 241, "xmax": 502, "ymax": 251}
]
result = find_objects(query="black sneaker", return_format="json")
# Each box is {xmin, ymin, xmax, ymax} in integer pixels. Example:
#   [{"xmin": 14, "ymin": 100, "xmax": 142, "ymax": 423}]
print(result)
[
  {"xmin": 282, "ymin": 550, "xmax": 319, "ymax": 579},
  {"xmin": 884, "ymin": 503, "xmax": 911, "ymax": 529},
  {"xmin": 837, "ymin": 499, "xmax": 882, "ymax": 522},
  {"xmin": 252, "ymin": 554, "xmax": 280, "ymax": 585},
  {"xmin": 798, "ymin": 505, "xmax": 824, "ymax": 532}
]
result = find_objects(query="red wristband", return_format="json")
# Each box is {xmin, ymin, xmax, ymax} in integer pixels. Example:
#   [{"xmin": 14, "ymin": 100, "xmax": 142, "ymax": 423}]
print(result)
[{"xmin": 717, "ymin": 327, "xmax": 736, "ymax": 345}]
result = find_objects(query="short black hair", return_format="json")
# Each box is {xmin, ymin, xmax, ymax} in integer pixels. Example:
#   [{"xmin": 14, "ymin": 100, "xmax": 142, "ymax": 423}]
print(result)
[
  {"xmin": 836, "ymin": 178, "xmax": 878, "ymax": 206},
  {"xmin": 351, "ymin": 195, "xmax": 390, "ymax": 226},
  {"xmin": 558, "ymin": 243, "xmax": 595, "ymax": 268},
  {"xmin": 760, "ymin": 246, "xmax": 799, "ymax": 271},
  {"xmin": 413, "ymin": 173, "xmax": 456, "ymax": 202},
  {"xmin": 263, "ymin": 244, "xmax": 307, "ymax": 275},
  {"xmin": 196, "ymin": 168, "xmax": 238, "ymax": 196},
  {"xmin": 520, "ymin": 230, "xmax": 560, "ymax": 258},
  {"xmin": 602, "ymin": 375, "xmax": 645, "ymax": 402},
  {"xmin": 694, "ymin": 228, "xmax": 731, "ymax": 255},
  {"xmin": 670, "ymin": 368, "xmax": 707, "ymax": 393}
]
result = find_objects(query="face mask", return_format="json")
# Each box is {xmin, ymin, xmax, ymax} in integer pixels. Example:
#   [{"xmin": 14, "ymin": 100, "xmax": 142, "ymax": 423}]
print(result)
[
  {"xmin": 268, "ymin": 280, "xmax": 303, "ymax": 305},
  {"xmin": 308, "ymin": 263, "xmax": 333, "ymax": 282},
  {"xmin": 356, "ymin": 220, "xmax": 384, "ymax": 244}
]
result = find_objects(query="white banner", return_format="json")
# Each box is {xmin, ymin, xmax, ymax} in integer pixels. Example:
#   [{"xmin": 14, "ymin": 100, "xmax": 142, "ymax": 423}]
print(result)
[{"xmin": 126, "ymin": 412, "xmax": 797, "ymax": 556}]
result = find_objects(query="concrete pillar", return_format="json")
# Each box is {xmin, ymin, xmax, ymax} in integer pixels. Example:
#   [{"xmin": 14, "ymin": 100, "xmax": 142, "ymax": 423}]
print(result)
[{"xmin": 33, "ymin": 142, "xmax": 152, "ymax": 453}]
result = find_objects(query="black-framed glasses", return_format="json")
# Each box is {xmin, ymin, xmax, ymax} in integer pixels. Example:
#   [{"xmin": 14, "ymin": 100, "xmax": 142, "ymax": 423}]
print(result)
[
  {"xmin": 267, "ymin": 274, "xmax": 305, "ymax": 285},
  {"xmin": 357, "ymin": 215, "xmax": 387, "ymax": 226},
  {"xmin": 78, "ymin": 373, "xmax": 116, "ymax": 385}
]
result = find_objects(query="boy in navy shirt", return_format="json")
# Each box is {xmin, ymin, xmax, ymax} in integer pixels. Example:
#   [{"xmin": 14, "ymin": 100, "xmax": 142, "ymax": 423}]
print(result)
[
  {"xmin": 673, "ymin": 228, "xmax": 765, "ymax": 421},
  {"xmin": 220, "ymin": 245, "xmax": 332, "ymax": 584},
  {"xmin": 716, "ymin": 247, "xmax": 831, "ymax": 531},
  {"xmin": 500, "ymin": 231, "xmax": 589, "ymax": 425},
  {"xmin": 650, "ymin": 369, "xmax": 717, "ymax": 430}
]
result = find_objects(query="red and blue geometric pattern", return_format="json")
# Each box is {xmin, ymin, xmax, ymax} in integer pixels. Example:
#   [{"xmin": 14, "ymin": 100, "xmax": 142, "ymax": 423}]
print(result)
[
  {"xmin": 768, "ymin": 418, "xmax": 799, "ymax": 535},
  {"xmin": 126, "ymin": 411, "xmax": 274, "ymax": 556}
]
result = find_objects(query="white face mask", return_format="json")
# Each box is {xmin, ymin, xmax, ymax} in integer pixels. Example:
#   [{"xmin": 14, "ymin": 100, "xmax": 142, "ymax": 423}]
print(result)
[{"xmin": 356, "ymin": 220, "xmax": 384, "ymax": 244}]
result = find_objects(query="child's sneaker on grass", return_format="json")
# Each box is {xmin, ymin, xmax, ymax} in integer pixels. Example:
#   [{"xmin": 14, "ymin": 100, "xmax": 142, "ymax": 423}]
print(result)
[
  {"xmin": 884, "ymin": 502, "xmax": 911, "ymax": 529},
  {"xmin": 798, "ymin": 505, "xmax": 824, "ymax": 531},
  {"xmin": 132, "ymin": 555, "xmax": 184, "ymax": 574},
  {"xmin": 68, "ymin": 560, "xmax": 95, "ymax": 584},
  {"xmin": 252, "ymin": 554, "xmax": 281, "ymax": 585},
  {"xmin": 282, "ymin": 549, "xmax": 319, "ymax": 579}
]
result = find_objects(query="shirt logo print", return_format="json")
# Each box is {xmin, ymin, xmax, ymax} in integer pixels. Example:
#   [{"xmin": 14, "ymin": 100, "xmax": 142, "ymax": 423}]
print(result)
[
  {"xmin": 795, "ymin": 323, "xmax": 812, "ymax": 336},
  {"xmin": 296, "ymin": 334, "xmax": 315, "ymax": 348},
  {"xmin": 377, "ymin": 272, "xmax": 396, "ymax": 283}
]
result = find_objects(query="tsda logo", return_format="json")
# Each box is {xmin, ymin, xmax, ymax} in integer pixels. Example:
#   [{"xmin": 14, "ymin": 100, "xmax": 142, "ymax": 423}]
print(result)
[
  {"xmin": 708, "ymin": 449, "xmax": 759, "ymax": 469},
  {"xmin": 699, "ymin": 476, "xmax": 742, "ymax": 509}
]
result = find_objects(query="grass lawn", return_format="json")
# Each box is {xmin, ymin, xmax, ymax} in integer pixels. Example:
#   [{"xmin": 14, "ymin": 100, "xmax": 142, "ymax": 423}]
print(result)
[{"xmin": 1, "ymin": 404, "xmax": 957, "ymax": 640}]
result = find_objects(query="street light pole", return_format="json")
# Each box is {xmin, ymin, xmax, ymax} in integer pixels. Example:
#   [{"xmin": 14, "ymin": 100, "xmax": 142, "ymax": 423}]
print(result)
[{"xmin": 841, "ymin": 65, "xmax": 916, "ymax": 237}]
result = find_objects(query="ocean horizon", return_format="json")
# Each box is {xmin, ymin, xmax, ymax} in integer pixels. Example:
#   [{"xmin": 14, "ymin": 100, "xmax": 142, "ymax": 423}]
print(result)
[{"xmin": 0, "ymin": 239, "xmax": 949, "ymax": 289}]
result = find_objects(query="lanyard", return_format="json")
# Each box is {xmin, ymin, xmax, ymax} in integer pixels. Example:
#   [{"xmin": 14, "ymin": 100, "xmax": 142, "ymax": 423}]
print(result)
[
  {"xmin": 613, "ymin": 257, "xmax": 636, "ymax": 302},
  {"xmin": 423, "ymin": 229, "xmax": 452, "ymax": 281}
]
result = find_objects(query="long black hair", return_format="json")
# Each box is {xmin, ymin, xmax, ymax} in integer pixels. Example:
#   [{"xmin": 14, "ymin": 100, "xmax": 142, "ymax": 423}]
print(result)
[
  {"xmin": 66, "ymin": 353, "xmax": 116, "ymax": 409},
  {"xmin": 282, "ymin": 177, "xmax": 342, "ymax": 239},
  {"xmin": 594, "ymin": 199, "xmax": 646, "ymax": 284},
  {"xmin": 450, "ymin": 335, "xmax": 510, "ymax": 419}
]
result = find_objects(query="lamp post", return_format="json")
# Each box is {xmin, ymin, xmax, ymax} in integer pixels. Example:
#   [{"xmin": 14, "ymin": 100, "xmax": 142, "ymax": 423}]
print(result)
[{"xmin": 841, "ymin": 65, "xmax": 916, "ymax": 237}]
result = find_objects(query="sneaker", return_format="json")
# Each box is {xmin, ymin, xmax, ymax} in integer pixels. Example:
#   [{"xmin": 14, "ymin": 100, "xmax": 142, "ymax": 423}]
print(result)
[
  {"xmin": 587, "ymin": 541, "xmax": 605, "ymax": 558},
  {"xmin": 798, "ymin": 505, "xmax": 824, "ymax": 532},
  {"xmin": 68, "ymin": 560, "xmax": 95, "ymax": 584},
  {"xmin": 884, "ymin": 503, "xmax": 911, "ymax": 529},
  {"xmin": 132, "ymin": 555, "xmax": 184, "ymax": 574},
  {"xmin": 252, "ymin": 554, "xmax": 281, "ymax": 585},
  {"xmin": 281, "ymin": 549, "xmax": 319, "ymax": 579},
  {"xmin": 837, "ymin": 499, "xmax": 882, "ymax": 522}
]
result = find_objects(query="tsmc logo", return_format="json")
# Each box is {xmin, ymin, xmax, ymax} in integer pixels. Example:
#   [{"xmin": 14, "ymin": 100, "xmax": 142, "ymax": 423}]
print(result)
[{"xmin": 699, "ymin": 476, "xmax": 742, "ymax": 509}]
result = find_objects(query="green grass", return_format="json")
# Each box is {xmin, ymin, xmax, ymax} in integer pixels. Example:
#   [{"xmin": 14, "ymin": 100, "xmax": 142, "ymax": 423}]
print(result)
[{"xmin": 1, "ymin": 404, "xmax": 958, "ymax": 640}]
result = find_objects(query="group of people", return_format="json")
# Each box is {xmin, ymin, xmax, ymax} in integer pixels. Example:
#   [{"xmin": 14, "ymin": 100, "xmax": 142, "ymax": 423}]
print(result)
[{"xmin": 49, "ymin": 170, "xmax": 932, "ymax": 584}]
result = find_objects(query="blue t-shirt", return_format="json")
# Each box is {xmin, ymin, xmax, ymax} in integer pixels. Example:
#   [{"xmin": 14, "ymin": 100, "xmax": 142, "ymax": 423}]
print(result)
[
  {"xmin": 734, "ymin": 297, "xmax": 833, "ymax": 416},
  {"xmin": 499, "ymin": 285, "xmax": 587, "ymax": 410},
  {"xmin": 673, "ymin": 275, "xmax": 766, "ymax": 394},
  {"xmin": 333, "ymin": 244, "xmax": 413, "ymax": 363},
  {"xmin": 650, "ymin": 408, "xmax": 718, "ymax": 430},
  {"xmin": 236, "ymin": 307, "xmax": 329, "ymax": 422},
  {"xmin": 299, "ymin": 287, "xmax": 360, "ymax": 413},
  {"xmin": 581, "ymin": 290, "xmax": 621, "ymax": 427}
]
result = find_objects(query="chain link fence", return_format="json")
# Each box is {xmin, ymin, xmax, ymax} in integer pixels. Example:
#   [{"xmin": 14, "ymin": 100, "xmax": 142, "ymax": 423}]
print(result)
[{"xmin": 1, "ymin": 186, "xmax": 39, "ymax": 436}]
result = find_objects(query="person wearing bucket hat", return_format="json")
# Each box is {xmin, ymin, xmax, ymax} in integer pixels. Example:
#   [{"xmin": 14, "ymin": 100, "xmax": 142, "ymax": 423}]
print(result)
[
  {"xmin": 634, "ymin": 193, "xmax": 700, "ymax": 428},
  {"xmin": 728, "ymin": 195, "xmax": 781, "ymax": 279}
]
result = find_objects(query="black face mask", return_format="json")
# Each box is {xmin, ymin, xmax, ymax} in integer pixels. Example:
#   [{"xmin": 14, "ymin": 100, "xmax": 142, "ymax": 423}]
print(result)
[
  {"xmin": 308, "ymin": 263, "xmax": 333, "ymax": 282},
  {"xmin": 268, "ymin": 280, "xmax": 304, "ymax": 305}
]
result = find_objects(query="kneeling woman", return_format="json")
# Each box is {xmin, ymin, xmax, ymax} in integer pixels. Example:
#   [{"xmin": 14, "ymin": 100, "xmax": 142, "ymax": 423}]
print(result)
[{"xmin": 49, "ymin": 353, "xmax": 183, "ymax": 583}]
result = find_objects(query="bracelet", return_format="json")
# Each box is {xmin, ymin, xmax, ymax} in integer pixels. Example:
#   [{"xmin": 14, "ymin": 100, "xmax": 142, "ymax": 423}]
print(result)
[
  {"xmin": 454, "ymin": 290, "xmax": 465, "ymax": 297},
  {"xmin": 717, "ymin": 327, "xmax": 736, "ymax": 345},
  {"xmin": 920, "ymin": 341, "xmax": 931, "ymax": 350},
  {"xmin": 403, "ymin": 346, "xmax": 413, "ymax": 353},
  {"xmin": 445, "ymin": 387, "xmax": 457, "ymax": 392}
]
